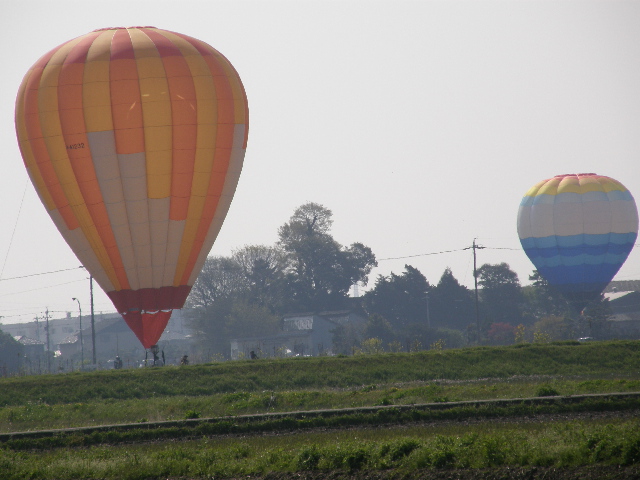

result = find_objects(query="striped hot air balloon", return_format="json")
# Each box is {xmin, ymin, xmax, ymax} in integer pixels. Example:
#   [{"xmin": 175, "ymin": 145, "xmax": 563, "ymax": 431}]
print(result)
[
  {"xmin": 15, "ymin": 27, "xmax": 248, "ymax": 348},
  {"xmin": 517, "ymin": 173, "xmax": 638, "ymax": 310}
]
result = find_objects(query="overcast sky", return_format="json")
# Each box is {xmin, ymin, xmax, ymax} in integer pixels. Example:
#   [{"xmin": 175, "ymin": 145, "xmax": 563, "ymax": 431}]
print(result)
[{"xmin": 1, "ymin": 0, "xmax": 639, "ymax": 324}]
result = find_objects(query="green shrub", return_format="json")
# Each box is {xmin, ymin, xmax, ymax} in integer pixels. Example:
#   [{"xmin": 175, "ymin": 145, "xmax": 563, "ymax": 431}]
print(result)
[
  {"xmin": 344, "ymin": 448, "xmax": 369, "ymax": 471},
  {"xmin": 536, "ymin": 385, "xmax": 560, "ymax": 397},
  {"xmin": 295, "ymin": 446, "xmax": 321, "ymax": 470},
  {"xmin": 387, "ymin": 439, "xmax": 421, "ymax": 462},
  {"xmin": 623, "ymin": 438, "xmax": 640, "ymax": 465}
]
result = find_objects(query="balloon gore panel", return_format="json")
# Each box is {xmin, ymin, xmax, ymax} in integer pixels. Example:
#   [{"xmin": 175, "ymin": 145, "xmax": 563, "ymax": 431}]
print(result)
[{"xmin": 123, "ymin": 310, "xmax": 173, "ymax": 349}]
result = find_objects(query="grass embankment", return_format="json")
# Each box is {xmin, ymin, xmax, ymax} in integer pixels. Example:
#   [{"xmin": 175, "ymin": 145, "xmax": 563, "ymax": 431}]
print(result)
[
  {"xmin": 1, "ymin": 340, "xmax": 639, "ymax": 433},
  {"xmin": 1, "ymin": 341, "xmax": 640, "ymax": 479},
  {"xmin": 2, "ymin": 340, "xmax": 640, "ymax": 405},
  {"xmin": 2, "ymin": 377, "xmax": 640, "ymax": 434}
]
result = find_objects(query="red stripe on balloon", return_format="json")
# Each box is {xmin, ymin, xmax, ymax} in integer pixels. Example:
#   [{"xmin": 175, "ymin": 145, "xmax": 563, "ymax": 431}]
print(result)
[{"xmin": 107, "ymin": 285, "xmax": 191, "ymax": 313}]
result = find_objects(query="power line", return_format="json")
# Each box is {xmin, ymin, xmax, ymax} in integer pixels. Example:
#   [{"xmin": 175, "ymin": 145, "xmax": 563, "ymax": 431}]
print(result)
[
  {"xmin": 0, "ymin": 180, "xmax": 29, "ymax": 280},
  {"xmin": 378, "ymin": 245, "xmax": 520, "ymax": 261},
  {"xmin": 378, "ymin": 247, "xmax": 468, "ymax": 261},
  {"xmin": 0, "ymin": 266, "xmax": 84, "ymax": 282},
  {"xmin": 0, "ymin": 302, "xmax": 114, "ymax": 321},
  {"xmin": 0, "ymin": 278, "xmax": 86, "ymax": 297},
  {"xmin": 379, "ymin": 242, "xmax": 639, "ymax": 262}
]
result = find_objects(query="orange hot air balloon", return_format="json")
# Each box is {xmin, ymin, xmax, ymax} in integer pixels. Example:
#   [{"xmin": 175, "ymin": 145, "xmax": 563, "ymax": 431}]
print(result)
[{"xmin": 15, "ymin": 27, "xmax": 248, "ymax": 348}]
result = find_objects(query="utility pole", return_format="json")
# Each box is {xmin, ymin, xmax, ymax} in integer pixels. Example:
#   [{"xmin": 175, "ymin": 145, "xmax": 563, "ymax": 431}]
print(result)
[
  {"xmin": 90, "ymin": 275, "xmax": 96, "ymax": 364},
  {"xmin": 72, "ymin": 297, "xmax": 84, "ymax": 366},
  {"xmin": 45, "ymin": 308, "xmax": 50, "ymax": 373},
  {"xmin": 80, "ymin": 265, "xmax": 98, "ymax": 365},
  {"xmin": 464, "ymin": 239, "xmax": 485, "ymax": 343},
  {"xmin": 425, "ymin": 292, "xmax": 431, "ymax": 329}
]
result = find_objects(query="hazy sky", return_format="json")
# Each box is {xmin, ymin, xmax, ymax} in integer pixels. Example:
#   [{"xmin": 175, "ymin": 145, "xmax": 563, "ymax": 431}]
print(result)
[{"xmin": 1, "ymin": 0, "xmax": 639, "ymax": 324}]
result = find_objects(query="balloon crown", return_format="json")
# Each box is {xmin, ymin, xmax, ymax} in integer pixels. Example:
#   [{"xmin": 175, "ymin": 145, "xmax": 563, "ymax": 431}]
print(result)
[
  {"xmin": 554, "ymin": 173, "xmax": 597, "ymax": 178},
  {"xmin": 92, "ymin": 26, "xmax": 157, "ymax": 31}
]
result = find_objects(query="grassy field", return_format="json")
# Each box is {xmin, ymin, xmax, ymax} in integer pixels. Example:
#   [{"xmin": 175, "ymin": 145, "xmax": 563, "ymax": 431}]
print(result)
[{"xmin": 2, "ymin": 340, "xmax": 640, "ymax": 479}]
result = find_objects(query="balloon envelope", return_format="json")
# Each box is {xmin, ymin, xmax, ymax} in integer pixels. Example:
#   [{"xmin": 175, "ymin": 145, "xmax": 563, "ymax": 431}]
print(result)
[
  {"xmin": 15, "ymin": 27, "xmax": 248, "ymax": 348},
  {"xmin": 517, "ymin": 173, "xmax": 638, "ymax": 310}
]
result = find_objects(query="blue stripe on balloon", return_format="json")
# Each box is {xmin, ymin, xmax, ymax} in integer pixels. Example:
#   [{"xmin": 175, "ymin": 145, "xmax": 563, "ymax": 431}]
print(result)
[
  {"xmin": 519, "ymin": 232, "xmax": 637, "ymax": 250},
  {"xmin": 523, "ymin": 244, "xmax": 636, "ymax": 261},
  {"xmin": 520, "ymin": 232, "xmax": 636, "ymax": 273},
  {"xmin": 523, "ymin": 250, "xmax": 633, "ymax": 267}
]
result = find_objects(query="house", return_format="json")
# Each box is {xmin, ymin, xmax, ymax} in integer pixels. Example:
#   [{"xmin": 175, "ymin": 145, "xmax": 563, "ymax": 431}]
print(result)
[
  {"xmin": 53, "ymin": 315, "xmax": 140, "ymax": 365},
  {"xmin": 230, "ymin": 310, "xmax": 366, "ymax": 360},
  {"xmin": 605, "ymin": 281, "xmax": 640, "ymax": 293},
  {"xmin": 57, "ymin": 332, "xmax": 82, "ymax": 358},
  {"xmin": 13, "ymin": 336, "xmax": 45, "ymax": 358},
  {"xmin": 12, "ymin": 336, "xmax": 47, "ymax": 374},
  {"xmin": 603, "ymin": 290, "xmax": 640, "ymax": 338}
]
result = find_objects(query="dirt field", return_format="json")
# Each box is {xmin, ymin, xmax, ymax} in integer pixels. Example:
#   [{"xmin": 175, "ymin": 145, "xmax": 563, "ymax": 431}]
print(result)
[{"xmin": 235, "ymin": 466, "xmax": 640, "ymax": 479}]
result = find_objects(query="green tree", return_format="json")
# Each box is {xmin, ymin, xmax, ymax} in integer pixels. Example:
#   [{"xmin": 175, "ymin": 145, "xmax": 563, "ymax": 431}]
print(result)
[
  {"xmin": 477, "ymin": 262, "xmax": 524, "ymax": 327},
  {"xmin": 486, "ymin": 322, "xmax": 515, "ymax": 345},
  {"xmin": 402, "ymin": 323, "xmax": 466, "ymax": 351},
  {"xmin": 0, "ymin": 329, "xmax": 23, "ymax": 375},
  {"xmin": 523, "ymin": 270, "xmax": 571, "ymax": 318},
  {"xmin": 186, "ymin": 252, "xmax": 282, "ymax": 357},
  {"xmin": 532, "ymin": 315, "xmax": 576, "ymax": 341},
  {"xmin": 361, "ymin": 265, "xmax": 472, "ymax": 351},
  {"xmin": 430, "ymin": 267, "xmax": 475, "ymax": 331},
  {"xmin": 185, "ymin": 203, "xmax": 377, "ymax": 355},
  {"xmin": 186, "ymin": 297, "xmax": 231, "ymax": 356},
  {"xmin": 363, "ymin": 314, "xmax": 395, "ymax": 345},
  {"xmin": 579, "ymin": 296, "xmax": 612, "ymax": 339},
  {"xmin": 330, "ymin": 322, "xmax": 364, "ymax": 355},
  {"xmin": 363, "ymin": 265, "xmax": 430, "ymax": 330},
  {"xmin": 232, "ymin": 245, "xmax": 286, "ymax": 312},
  {"xmin": 278, "ymin": 203, "xmax": 377, "ymax": 312},
  {"xmin": 357, "ymin": 337, "xmax": 385, "ymax": 355},
  {"xmin": 188, "ymin": 256, "xmax": 247, "ymax": 310},
  {"xmin": 223, "ymin": 302, "xmax": 281, "ymax": 343}
]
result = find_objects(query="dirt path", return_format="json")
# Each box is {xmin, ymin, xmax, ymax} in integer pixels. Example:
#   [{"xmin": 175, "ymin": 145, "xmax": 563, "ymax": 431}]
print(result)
[{"xmin": 221, "ymin": 465, "xmax": 640, "ymax": 479}]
